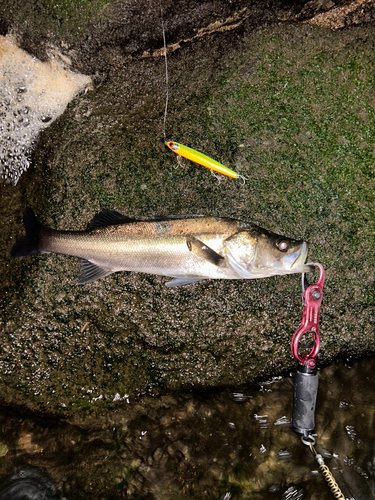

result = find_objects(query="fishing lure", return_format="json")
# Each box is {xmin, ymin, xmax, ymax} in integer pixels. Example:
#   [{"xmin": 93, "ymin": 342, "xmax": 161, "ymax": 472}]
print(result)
[{"xmin": 166, "ymin": 141, "xmax": 240, "ymax": 179}]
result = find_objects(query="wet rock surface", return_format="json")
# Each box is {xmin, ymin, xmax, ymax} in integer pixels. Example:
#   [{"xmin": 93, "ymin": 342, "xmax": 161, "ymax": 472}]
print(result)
[
  {"xmin": 1, "ymin": 1, "xmax": 375, "ymax": 498},
  {"xmin": 0, "ymin": 0, "xmax": 375, "ymax": 418}
]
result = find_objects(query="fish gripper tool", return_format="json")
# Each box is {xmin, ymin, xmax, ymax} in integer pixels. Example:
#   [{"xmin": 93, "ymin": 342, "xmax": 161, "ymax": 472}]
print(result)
[
  {"xmin": 291, "ymin": 262, "xmax": 324, "ymax": 367},
  {"xmin": 290, "ymin": 262, "xmax": 324, "ymax": 437}
]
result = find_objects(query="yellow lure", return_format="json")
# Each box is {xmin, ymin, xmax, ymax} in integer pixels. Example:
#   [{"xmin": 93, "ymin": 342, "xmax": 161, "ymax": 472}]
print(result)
[{"xmin": 166, "ymin": 141, "xmax": 238, "ymax": 179}]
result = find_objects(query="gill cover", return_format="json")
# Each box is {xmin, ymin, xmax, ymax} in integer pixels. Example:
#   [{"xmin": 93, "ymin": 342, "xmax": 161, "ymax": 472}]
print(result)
[{"xmin": 223, "ymin": 231, "xmax": 258, "ymax": 278}]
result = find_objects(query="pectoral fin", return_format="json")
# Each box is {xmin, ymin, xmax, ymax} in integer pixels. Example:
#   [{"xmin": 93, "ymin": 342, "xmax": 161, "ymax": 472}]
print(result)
[
  {"xmin": 78, "ymin": 259, "xmax": 113, "ymax": 284},
  {"xmin": 166, "ymin": 277, "xmax": 206, "ymax": 287},
  {"xmin": 186, "ymin": 236, "xmax": 224, "ymax": 266}
]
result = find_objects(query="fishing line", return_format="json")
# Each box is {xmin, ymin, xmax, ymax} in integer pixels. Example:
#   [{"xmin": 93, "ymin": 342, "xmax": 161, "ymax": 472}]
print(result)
[
  {"xmin": 159, "ymin": 5, "xmax": 247, "ymax": 183},
  {"xmin": 160, "ymin": 2, "xmax": 169, "ymax": 143}
]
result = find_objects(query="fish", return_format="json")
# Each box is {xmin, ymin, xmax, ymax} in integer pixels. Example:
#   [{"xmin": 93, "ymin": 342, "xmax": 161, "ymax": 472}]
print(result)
[
  {"xmin": 11, "ymin": 208, "xmax": 313, "ymax": 287},
  {"xmin": 166, "ymin": 141, "xmax": 239, "ymax": 179}
]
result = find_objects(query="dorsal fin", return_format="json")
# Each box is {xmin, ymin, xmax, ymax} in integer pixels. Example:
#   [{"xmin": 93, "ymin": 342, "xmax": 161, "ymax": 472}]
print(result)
[
  {"xmin": 86, "ymin": 210, "xmax": 137, "ymax": 230},
  {"xmin": 153, "ymin": 214, "xmax": 204, "ymax": 221}
]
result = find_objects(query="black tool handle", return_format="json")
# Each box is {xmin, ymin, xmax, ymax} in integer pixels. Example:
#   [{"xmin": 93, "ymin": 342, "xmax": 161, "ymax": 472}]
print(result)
[{"xmin": 291, "ymin": 363, "xmax": 318, "ymax": 437}]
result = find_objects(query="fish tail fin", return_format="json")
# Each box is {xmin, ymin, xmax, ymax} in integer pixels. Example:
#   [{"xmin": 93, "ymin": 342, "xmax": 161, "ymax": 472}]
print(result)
[{"xmin": 11, "ymin": 208, "xmax": 43, "ymax": 257}]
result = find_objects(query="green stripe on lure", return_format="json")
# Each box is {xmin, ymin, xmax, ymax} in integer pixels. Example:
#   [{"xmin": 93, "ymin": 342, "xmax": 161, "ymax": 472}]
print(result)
[{"xmin": 166, "ymin": 141, "xmax": 239, "ymax": 179}]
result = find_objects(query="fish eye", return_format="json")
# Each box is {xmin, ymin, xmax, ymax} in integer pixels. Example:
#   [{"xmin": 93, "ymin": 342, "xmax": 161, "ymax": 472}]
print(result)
[{"xmin": 277, "ymin": 240, "xmax": 289, "ymax": 252}]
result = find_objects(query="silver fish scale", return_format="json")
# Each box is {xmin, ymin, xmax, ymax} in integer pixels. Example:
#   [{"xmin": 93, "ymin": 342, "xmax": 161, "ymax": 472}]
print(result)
[{"xmin": 30, "ymin": 214, "xmax": 311, "ymax": 284}]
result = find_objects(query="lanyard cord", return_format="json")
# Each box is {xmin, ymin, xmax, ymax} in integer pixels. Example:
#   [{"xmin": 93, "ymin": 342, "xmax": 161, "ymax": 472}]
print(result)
[{"xmin": 301, "ymin": 435, "xmax": 345, "ymax": 500}]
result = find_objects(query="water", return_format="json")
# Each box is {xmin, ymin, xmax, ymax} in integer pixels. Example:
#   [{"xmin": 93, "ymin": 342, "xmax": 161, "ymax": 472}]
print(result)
[
  {"xmin": 0, "ymin": 357, "xmax": 374, "ymax": 499},
  {"xmin": 0, "ymin": 35, "xmax": 91, "ymax": 184}
]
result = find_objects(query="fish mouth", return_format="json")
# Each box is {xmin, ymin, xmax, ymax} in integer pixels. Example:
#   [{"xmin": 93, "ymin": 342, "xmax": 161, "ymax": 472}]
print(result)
[
  {"xmin": 274, "ymin": 242, "xmax": 313, "ymax": 275},
  {"xmin": 303, "ymin": 261, "xmax": 316, "ymax": 273},
  {"xmin": 250, "ymin": 241, "xmax": 314, "ymax": 277},
  {"xmin": 290, "ymin": 242, "xmax": 314, "ymax": 273}
]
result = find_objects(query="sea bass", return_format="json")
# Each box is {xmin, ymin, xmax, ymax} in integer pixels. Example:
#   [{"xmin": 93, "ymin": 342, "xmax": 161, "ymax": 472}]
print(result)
[{"xmin": 11, "ymin": 208, "xmax": 313, "ymax": 287}]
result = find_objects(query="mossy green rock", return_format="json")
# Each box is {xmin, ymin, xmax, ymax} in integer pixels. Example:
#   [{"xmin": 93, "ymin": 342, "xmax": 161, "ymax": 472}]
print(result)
[{"xmin": 1, "ymin": 14, "xmax": 375, "ymax": 416}]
